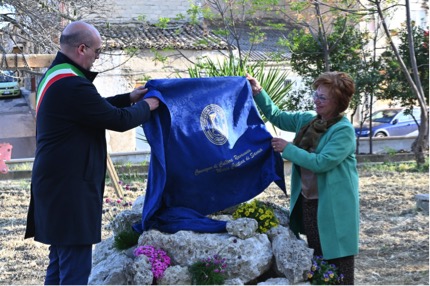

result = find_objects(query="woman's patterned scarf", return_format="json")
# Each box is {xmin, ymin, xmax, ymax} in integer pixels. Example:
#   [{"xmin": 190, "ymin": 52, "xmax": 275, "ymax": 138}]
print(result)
[{"xmin": 293, "ymin": 114, "xmax": 344, "ymax": 152}]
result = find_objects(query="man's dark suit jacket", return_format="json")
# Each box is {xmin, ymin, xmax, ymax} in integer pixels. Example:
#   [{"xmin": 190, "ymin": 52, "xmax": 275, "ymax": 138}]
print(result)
[{"xmin": 25, "ymin": 52, "xmax": 151, "ymax": 245}]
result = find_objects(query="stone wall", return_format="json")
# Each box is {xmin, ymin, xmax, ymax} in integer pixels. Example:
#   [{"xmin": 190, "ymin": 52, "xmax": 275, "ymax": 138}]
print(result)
[
  {"xmin": 356, "ymin": 136, "xmax": 417, "ymax": 154},
  {"xmin": 85, "ymin": 0, "xmax": 201, "ymax": 23}
]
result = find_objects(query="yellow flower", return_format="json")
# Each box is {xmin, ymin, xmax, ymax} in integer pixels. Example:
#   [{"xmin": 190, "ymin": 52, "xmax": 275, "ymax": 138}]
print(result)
[{"xmin": 233, "ymin": 199, "xmax": 279, "ymax": 234}]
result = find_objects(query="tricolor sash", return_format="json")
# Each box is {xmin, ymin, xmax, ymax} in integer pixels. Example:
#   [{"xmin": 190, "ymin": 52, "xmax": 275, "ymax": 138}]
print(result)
[{"xmin": 36, "ymin": 63, "xmax": 84, "ymax": 115}]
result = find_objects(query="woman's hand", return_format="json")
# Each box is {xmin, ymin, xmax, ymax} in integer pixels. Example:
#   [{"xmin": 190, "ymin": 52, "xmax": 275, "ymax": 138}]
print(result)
[
  {"xmin": 246, "ymin": 74, "xmax": 263, "ymax": 96},
  {"xmin": 271, "ymin": 137, "xmax": 288, "ymax": 153}
]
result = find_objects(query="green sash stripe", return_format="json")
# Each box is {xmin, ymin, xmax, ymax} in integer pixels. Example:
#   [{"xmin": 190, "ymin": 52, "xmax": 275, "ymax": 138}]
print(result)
[{"xmin": 36, "ymin": 63, "xmax": 85, "ymax": 115}]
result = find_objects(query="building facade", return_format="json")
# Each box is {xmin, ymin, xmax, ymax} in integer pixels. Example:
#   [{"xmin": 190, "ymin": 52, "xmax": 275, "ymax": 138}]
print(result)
[{"xmin": 84, "ymin": 0, "xmax": 202, "ymax": 24}]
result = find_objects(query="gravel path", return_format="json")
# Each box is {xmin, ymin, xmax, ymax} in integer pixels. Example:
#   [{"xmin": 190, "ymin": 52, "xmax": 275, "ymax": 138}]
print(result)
[{"xmin": 0, "ymin": 168, "xmax": 428, "ymax": 285}]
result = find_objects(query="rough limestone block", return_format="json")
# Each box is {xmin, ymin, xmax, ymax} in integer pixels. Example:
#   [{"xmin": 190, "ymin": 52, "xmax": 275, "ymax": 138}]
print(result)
[{"xmin": 415, "ymin": 194, "xmax": 429, "ymax": 214}]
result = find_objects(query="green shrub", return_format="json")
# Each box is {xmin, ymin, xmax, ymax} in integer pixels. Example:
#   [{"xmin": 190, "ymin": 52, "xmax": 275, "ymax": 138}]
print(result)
[{"xmin": 113, "ymin": 229, "xmax": 140, "ymax": 250}]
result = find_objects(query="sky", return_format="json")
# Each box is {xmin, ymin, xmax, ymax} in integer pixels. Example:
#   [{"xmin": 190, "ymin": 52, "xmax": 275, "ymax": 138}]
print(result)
[{"xmin": 0, "ymin": 4, "xmax": 13, "ymax": 29}]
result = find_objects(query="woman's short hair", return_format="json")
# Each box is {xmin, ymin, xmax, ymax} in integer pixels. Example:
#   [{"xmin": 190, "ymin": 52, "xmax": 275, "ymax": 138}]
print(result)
[{"xmin": 313, "ymin": 71, "xmax": 355, "ymax": 114}]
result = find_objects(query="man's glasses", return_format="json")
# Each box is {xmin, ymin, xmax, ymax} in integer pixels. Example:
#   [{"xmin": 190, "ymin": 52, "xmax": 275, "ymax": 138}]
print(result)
[
  {"xmin": 83, "ymin": 44, "xmax": 102, "ymax": 56},
  {"xmin": 313, "ymin": 91, "xmax": 329, "ymax": 102}
]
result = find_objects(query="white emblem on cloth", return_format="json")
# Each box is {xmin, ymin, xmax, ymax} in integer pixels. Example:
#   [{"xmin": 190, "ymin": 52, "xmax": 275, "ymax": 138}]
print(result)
[{"xmin": 200, "ymin": 104, "xmax": 228, "ymax": 145}]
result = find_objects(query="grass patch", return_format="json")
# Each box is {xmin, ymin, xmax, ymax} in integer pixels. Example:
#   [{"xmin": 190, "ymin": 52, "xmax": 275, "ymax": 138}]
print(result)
[
  {"xmin": 113, "ymin": 161, "xmax": 149, "ymax": 182},
  {"xmin": 7, "ymin": 162, "xmax": 33, "ymax": 171},
  {"xmin": 358, "ymin": 159, "xmax": 429, "ymax": 173}
]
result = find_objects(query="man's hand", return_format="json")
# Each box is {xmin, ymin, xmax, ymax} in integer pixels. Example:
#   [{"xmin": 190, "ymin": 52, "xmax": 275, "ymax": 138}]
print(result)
[
  {"xmin": 144, "ymin": 97, "xmax": 159, "ymax": 111},
  {"xmin": 130, "ymin": 86, "xmax": 148, "ymax": 103}
]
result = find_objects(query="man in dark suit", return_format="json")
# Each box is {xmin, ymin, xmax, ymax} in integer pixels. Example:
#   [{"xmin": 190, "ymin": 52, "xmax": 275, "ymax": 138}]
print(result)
[{"xmin": 24, "ymin": 21, "xmax": 159, "ymax": 285}]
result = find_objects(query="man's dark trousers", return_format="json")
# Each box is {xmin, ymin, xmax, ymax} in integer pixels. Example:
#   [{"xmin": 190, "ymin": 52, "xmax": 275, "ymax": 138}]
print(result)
[{"xmin": 45, "ymin": 245, "xmax": 92, "ymax": 285}]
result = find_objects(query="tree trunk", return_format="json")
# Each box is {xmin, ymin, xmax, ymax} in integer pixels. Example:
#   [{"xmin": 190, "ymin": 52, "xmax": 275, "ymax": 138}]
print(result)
[
  {"xmin": 405, "ymin": 0, "xmax": 429, "ymax": 165},
  {"xmin": 412, "ymin": 110, "xmax": 429, "ymax": 165},
  {"xmin": 375, "ymin": 0, "xmax": 429, "ymax": 165}
]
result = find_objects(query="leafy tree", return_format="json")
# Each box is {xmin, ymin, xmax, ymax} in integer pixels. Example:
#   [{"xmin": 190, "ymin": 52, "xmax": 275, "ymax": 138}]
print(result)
[
  {"xmin": 198, "ymin": 0, "xmax": 292, "ymax": 71},
  {"xmin": 367, "ymin": 0, "xmax": 429, "ymax": 165},
  {"xmin": 277, "ymin": 0, "xmax": 361, "ymax": 72},
  {"xmin": 380, "ymin": 24, "xmax": 429, "ymax": 106},
  {"xmin": 287, "ymin": 17, "xmax": 367, "ymax": 79},
  {"xmin": 283, "ymin": 16, "xmax": 384, "ymax": 117},
  {"xmin": 256, "ymin": 1, "xmax": 389, "ymax": 123},
  {"xmin": 270, "ymin": 0, "xmax": 428, "ymax": 162}
]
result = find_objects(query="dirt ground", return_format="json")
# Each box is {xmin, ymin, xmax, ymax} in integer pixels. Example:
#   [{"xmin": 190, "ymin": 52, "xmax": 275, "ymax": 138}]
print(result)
[{"xmin": 0, "ymin": 168, "xmax": 428, "ymax": 285}]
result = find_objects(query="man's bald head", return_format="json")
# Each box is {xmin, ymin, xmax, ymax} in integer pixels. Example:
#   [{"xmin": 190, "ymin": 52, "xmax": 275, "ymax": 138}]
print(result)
[
  {"xmin": 59, "ymin": 21, "xmax": 102, "ymax": 70},
  {"xmin": 60, "ymin": 21, "xmax": 101, "ymax": 50}
]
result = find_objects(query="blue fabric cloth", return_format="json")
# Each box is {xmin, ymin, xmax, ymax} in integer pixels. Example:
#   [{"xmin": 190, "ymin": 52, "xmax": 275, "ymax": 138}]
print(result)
[{"xmin": 133, "ymin": 76, "xmax": 285, "ymax": 234}]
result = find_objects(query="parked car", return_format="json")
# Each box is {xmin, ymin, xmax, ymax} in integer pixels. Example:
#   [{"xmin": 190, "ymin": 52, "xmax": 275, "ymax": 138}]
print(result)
[
  {"xmin": 0, "ymin": 70, "xmax": 21, "ymax": 98},
  {"xmin": 354, "ymin": 107, "xmax": 421, "ymax": 137}
]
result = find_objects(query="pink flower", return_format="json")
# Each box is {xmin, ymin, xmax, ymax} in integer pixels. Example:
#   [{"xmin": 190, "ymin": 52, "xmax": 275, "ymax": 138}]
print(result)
[{"xmin": 134, "ymin": 245, "xmax": 171, "ymax": 279}]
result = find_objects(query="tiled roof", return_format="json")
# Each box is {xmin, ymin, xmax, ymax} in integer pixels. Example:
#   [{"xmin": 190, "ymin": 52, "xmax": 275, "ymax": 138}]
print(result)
[
  {"xmin": 96, "ymin": 21, "xmax": 290, "ymax": 62},
  {"xmin": 96, "ymin": 22, "xmax": 230, "ymax": 51}
]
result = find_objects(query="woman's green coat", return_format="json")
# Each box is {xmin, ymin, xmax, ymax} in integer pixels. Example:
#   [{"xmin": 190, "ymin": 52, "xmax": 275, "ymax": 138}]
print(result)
[{"xmin": 255, "ymin": 90, "xmax": 359, "ymax": 260}]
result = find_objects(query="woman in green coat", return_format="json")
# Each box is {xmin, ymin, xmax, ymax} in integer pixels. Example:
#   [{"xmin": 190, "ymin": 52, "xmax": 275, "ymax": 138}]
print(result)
[{"xmin": 247, "ymin": 72, "xmax": 359, "ymax": 284}]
